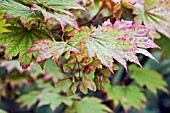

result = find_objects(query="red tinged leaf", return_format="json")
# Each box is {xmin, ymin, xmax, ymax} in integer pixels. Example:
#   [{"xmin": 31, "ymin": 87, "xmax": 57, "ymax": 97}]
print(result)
[
  {"xmin": 0, "ymin": 0, "xmax": 39, "ymax": 27},
  {"xmin": 30, "ymin": 0, "xmax": 85, "ymax": 31},
  {"xmin": 0, "ymin": 25, "xmax": 51, "ymax": 69},
  {"xmin": 69, "ymin": 20, "xmax": 159, "ymax": 73},
  {"xmin": 27, "ymin": 40, "xmax": 81, "ymax": 65}
]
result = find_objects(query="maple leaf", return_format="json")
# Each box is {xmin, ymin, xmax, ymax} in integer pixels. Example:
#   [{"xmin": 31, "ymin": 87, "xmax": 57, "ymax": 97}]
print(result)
[
  {"xmin": 0, "ymin": 0, "xmax": 38, "ymax": 27},
  {"xmin": 0, "ymin": 60, "xmax": 25, "ymax": 74},
  {"xmin": 133, "ymin": 0, "xmax": 170, "ymax": 39},
  {"xmin": 27, "ymin": 40, "xmax": 80, "ymax": 65},
  {"xmin": 5, "ymin": 70, "xmax": 31, "ymax": 89},
  {"xmin": 17, "ymin": 87, "xmax": 78, "ymax": 111},
  {"xmin": 36, "ymin": 0, "xmax": 85, "ymax": 11},
  {"xmin": 129, "ymin": 64, "xmax": 168, "ymax": 95},
  {"xmin": 38, "ymin": 93, "xmax": 78, "ymax": 111},
  {"xmin": 0, "ymin": 25, "xmax": 51, "ymax": 69},
  {"xmin": 0, "ymin": 59, "xmax": 65, "ymax": 83},
  {"xmin": 42, "ymin": 59, "xmax": 66, "ymax": 83},
  {"xmin": 104, "ymin": 84, "xmax": 147, "ymax": 111},
  {"xmin": 16, "ymin": 91, "xmax": 40, "ymax": 109},
  {"xmin": 31, "ymin": 0, "xmax": 85, "ymax": 30},
  {"xmin": 69, "ymin": 20, "xmax": 159, "ymax": 73},
  {"xmin": 65, "ymin": 97, "xmax": 112, "ymax": 113}
]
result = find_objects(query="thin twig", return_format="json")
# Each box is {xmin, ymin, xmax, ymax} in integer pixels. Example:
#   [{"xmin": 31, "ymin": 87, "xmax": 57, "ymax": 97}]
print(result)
[{"xmin": 79, "ymin": 14, "xmax": 113, "ymax": 27}]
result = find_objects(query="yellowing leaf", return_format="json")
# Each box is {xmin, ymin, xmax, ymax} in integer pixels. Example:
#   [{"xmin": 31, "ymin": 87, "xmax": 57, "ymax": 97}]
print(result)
[{"xmin": 0, "ymin": 25, "xmax": 51, "ymax": 69}]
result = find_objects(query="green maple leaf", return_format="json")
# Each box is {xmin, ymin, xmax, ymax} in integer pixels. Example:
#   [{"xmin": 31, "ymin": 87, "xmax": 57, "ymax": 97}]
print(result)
[
  {"xmin": 36, "ymin": 0, "xmax": 84, "ymax": 12},
  {"xmin": 17, "ymin": 89, "xmax": 78, "ymax": 111},
  {"xmin": 42, "ymin": 59, "xmax": 65, "ymax": 83},
  {"xmin": 31, "ymin": 0, "xmax": 84, "ymax": 30},
  {"xmin": 104, "ymin": 84, "xmax": 147, "ymax": 111},
  {"xmin": 133, "ymin": 0, "xmax": 170, "ymax": 39},
  {"xmin": 28, "ymin": 40, "xmax": 80, "ymax": 65},
  {"xmin": 0, "ymin": 25, "xmax": 51, "ymax": 69},
  {"xmin": 129, "ymin": 64, "xmax": 168, "ymax": 95},
  {"xmin": 0, "ymin": 0, "xmax": 38, "ymax": 26},
  {"xmin": 0, "ymin": 14, "xmax": 10, "ymax": 33},
  {"xmin": 66, "ymin": 97, "xmax": 112, "ymax": 113},
  {"xmin": 16, "ymin": 91, "xmax": 40, "ymax": 109},
  {"xmin": 69, "ymin": 20, "xmax": 159, "ymax": 73},
  {"xmin": 38, "ymin": 92, "xmax": 77, "ymax": 111}
]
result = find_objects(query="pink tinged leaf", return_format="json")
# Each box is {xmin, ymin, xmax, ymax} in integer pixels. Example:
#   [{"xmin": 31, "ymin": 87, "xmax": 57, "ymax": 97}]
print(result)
[
  {"xmin": 28, "ymin": 40, "xmax": 80, "ymax": 63},
  {"xmin": 111, "ymin": 50, "xmax": 128, "ymax": 71},
  {"xmin": 37, "ymin": 44, "xmax": 65, "ymax": 62},
  {"xmin": 113, "ymin": 20, "xmax": 133, "ymax": 30},
  {"xmin": 0, "ymin": 61, "xmax": 25, "ymax": 74},
  {"xmin": 31, "ymin": 5, "xmax": 79, "ymax": 31},
  {"xmin": 133, "ymin": 0, "xmax": 170, "ymax": 39},
  {"xmin": 129, "ymin": 37, "xmax": 160, "ymax": 49},
  {"xmin": 133, "ymin": 25, "xmax": 150, "ymax": 36},
  {"xmin": 85, "ymin": 39, "xmax": 114, "ymax": 73},
  {"xmin": 123, "ymin": 52, "xmax": 141, "ymax": 67},
  {"xmin": 75, "ymin": 19, "xmax": 159, "ymax": 72},
  {"xmin": 135, "ymin": 48, "xmax": 158, "ymax": 63}
]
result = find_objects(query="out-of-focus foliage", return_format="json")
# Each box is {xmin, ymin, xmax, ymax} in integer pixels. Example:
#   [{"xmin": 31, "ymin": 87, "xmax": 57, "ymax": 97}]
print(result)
[
  {"xmin": 129, "ymin": 64, "xmax": 168, "ymax": 95},
  {"xmin": 104, "ymin": 84, "xmax": 147, "ymax": 110},
  {"xmin": 66, "ymin": 97, "xmax": 112, "ymax": 113},
  {"xmin": 0, "ymin": 0, "xmax": 170, "ymax": 113}
]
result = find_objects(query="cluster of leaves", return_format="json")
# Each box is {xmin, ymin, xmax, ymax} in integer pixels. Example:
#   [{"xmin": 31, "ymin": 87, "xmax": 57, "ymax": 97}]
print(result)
[{"xmin": 0, "ymin": 0, "xmax": 170, "ymax": 113}]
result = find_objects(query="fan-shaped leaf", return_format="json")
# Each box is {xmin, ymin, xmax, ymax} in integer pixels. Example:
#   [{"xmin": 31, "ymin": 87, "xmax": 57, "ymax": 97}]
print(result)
[
  {"xmin": 129, "ymin": 64, "xmax": 168, "ymax": 95},
  {"xmin": 28, "ymin": 40, "xmax": 80, "ymax": 65},
  {"xmin": 133, "ymin": 0, "xmax": 170, "ymax": 39},
  {"xmin": 0, "ymin": 0, "xmax": 38, "ymax": 26},
  {"xmin": 0, "ymin": 26, "xmax": 51, "ymax": 68},
  {"xmin": 69, "ymin": 20, "xmax": 159, "ymax": 73},
  {"xmin": 17, "ymin": 90, "xmax": 78, "ymax": 111},
  {"xmin": 66, "ymin": 97, "xmax": 112, "ymax": 113},
  {"xmin": 104, "ymin": 84, "xmax": 147, "ymax": 111},
  {"xmin": 31, "ymin": 0, "xmax": 84, "ymax": 30}
]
